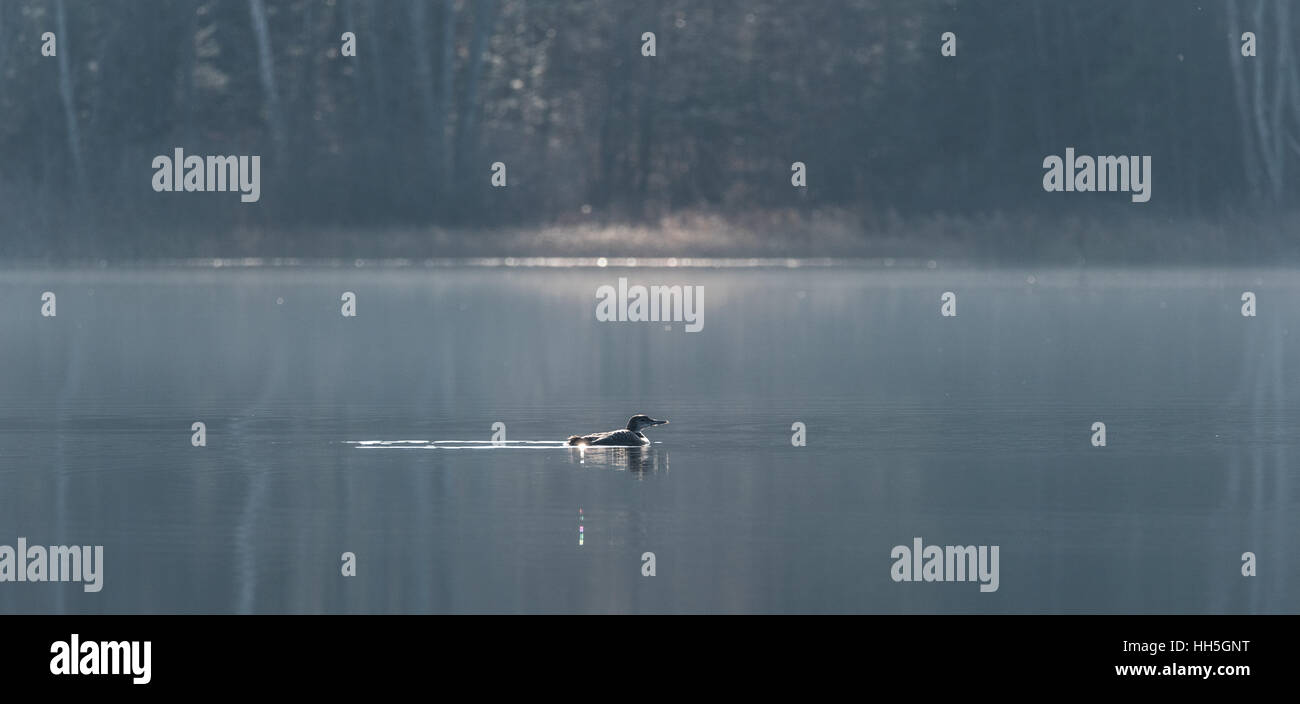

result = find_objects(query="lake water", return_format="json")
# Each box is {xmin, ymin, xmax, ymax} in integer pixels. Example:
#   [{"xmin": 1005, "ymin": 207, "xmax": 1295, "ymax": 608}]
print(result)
[{"xmin": 0, "ymin": 264, "xmax": 1295, "ymax": 613}]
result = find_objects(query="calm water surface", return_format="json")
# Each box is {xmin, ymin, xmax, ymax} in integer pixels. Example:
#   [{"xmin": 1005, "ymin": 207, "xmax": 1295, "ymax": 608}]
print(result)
[{"xmin": 0, "ymin": 265, "xmax": 1295, "ymax": 613}]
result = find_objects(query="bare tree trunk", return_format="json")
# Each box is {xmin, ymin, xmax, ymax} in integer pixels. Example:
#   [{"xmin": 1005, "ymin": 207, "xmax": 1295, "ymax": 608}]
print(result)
[
  {"xmin": 343, "ymin": 0, "xmax": 369, "ymax": 135},
  {"xmin": 593, "ymin": 56, "xmax": 625, "ymax": 209},
  {"xmin": 1274, "ymin": 0, "xmax": 1300, "ymax": 169},
  {"xmin": 409, "ymin": 0, "xmax": 437, "ymax": 195},
  {"xmin": 1067, "ymin": 5, "xmax": 1098, "ymax": 145},
  {"xmin": 1246, "ymin": 1, "xmax": 1283, "ymax": 202},
  {"xmin": 635, "ymin": 4, "xmax": 657, "ymax": 213},
  {"xmin": 1226, "ymin": 0, "xmax": 1263, "ymax": 202},
  {"xmin": 455, "ymin": 0, "xmax": 496, "ymax": 184},
  {"xmin": 437, "ymin": 0, "xmax": 456, "ymax": 192},
  {"xmin": 54, "ymin": 0, "xmax": 85, "ymax": 195},
  {"xmin": 1286, "ymin": 2, "xmax": 1300, "ymax": 144},
  {"xmin": 1266, "ymin": 0, "xmax": 1286, "ymax": 201},
  {"xmin": 248, "ymin": 0, "xmax": 286, "ymax": 164},
  {"xmin": 1031, "ymin": 4, "xmax": 1053, "ymax": 146},
  {"xmin": 363, "ymin": 1, "xmax": 387, "ymax": 139},
  {"xmin": 181, "ymin": 0, "xmax": 200, "ymax": 146}
]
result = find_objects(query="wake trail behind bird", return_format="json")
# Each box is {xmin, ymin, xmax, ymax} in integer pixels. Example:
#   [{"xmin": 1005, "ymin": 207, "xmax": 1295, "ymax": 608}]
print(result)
[{"xmin": 346, "ymin": 440, "xmax": 578, "ymax": 450}]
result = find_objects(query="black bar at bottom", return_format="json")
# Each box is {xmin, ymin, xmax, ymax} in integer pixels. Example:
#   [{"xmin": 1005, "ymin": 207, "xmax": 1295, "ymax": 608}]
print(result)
[{"xmin": 0, "ymin": 615, "xmax": 1286, "ymax": 692}]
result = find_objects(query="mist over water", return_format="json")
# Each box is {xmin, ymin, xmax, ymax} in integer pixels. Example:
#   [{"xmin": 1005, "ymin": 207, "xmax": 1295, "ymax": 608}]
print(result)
[{"xmin": 0, "ymin": 265, "xmax": 1293, "ymax": 613}]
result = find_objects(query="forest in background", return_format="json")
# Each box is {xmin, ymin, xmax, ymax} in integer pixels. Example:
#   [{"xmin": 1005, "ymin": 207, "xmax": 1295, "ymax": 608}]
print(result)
[{"xmin": 2, "ymin": 0, "xmax": 1300, "ymax": 262}]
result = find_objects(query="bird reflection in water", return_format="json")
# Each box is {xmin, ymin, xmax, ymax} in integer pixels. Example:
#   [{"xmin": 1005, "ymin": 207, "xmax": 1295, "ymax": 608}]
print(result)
[{"xmin": 573, "ymin": 445, "xmax": 669, "ymax": 477}]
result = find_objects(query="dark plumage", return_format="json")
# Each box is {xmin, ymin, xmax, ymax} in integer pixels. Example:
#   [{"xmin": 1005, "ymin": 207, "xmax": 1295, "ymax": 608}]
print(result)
[{"xmin": 566, "ymin": 414, "xmax": 669, "ymax": 446}]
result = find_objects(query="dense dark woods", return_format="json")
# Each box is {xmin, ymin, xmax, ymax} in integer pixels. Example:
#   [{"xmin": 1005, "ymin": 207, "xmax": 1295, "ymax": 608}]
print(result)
[{"xmin": 2, "ymin": 0, "xmax": 1299, "ymax": 260}]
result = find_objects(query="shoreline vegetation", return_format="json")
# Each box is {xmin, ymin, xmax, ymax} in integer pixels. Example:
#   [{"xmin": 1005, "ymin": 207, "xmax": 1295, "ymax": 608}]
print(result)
[
  {"xmin": 5, "ymin": 2, "xmax": 1300, "ymax": 268},
  {"xmin": 4, "ymin": 207, "xmax": 1299, "ymax": 266}
]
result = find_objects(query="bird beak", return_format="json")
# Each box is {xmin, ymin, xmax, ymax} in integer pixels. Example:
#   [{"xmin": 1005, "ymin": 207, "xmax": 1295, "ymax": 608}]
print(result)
[{"xmin": 655, "ymin": 419, "xmax": 669, "ymax": 425}]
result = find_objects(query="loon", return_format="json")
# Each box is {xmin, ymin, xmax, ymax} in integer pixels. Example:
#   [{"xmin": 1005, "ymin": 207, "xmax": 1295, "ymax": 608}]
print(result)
[{"xmin": 566, "ymin": 414, "xmax": 669, "ymax": 446}]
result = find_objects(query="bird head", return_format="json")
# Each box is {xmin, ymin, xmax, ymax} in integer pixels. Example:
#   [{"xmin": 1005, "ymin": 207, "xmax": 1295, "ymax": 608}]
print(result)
[{"xmin": 626, "ymin": 414, "xmax": 669, "ymax": 432}]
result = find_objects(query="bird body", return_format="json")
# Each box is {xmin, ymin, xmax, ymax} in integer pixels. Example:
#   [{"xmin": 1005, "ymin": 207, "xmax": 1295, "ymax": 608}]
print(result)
[{"xmin": 566, "ymin": 414, "xmax": 669, "ymax": 446}]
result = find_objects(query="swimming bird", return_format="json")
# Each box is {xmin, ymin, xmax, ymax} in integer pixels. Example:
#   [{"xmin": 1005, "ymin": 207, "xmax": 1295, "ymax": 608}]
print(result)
[{"xmin": 566, "ymin": 414, "xmax": 669, "ymax": 446}]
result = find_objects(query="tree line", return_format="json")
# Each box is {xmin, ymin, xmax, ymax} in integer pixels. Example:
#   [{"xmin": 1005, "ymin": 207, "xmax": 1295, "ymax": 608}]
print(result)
[{"xmin": 2, "ymin": 0, "xmax": 1299, "ymax": 258}]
